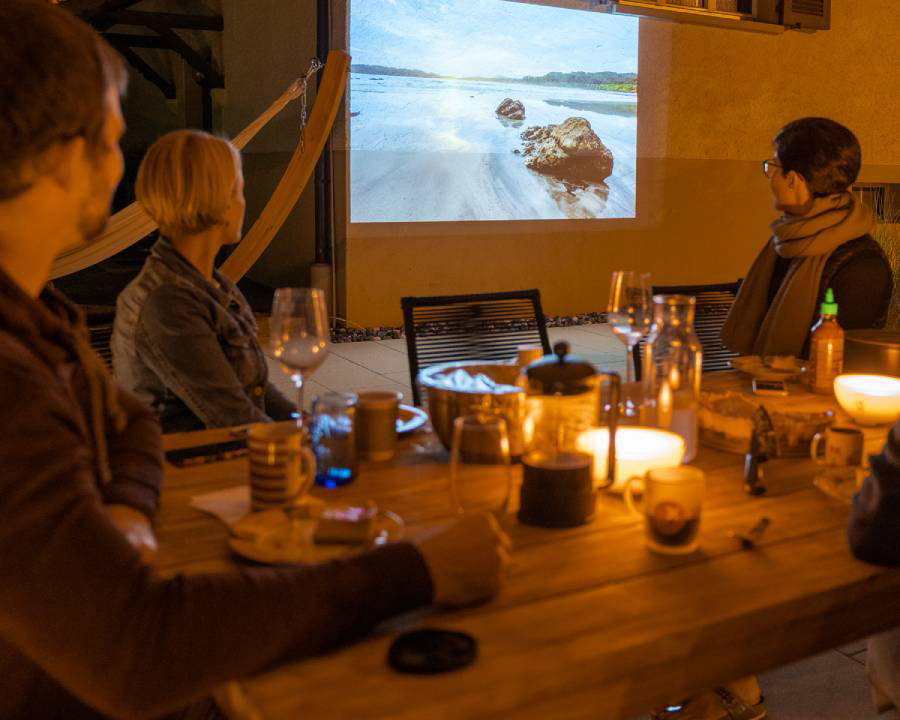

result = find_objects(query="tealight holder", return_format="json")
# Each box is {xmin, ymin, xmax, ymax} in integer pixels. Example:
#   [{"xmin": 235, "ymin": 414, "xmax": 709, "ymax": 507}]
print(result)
[
  {"xmin": 576, "ymin": 426, "xmax": 686, "ymax": 494},
  {"xmin": 834, "ymin": 374, "xmax": 900, "ymax": 426}
]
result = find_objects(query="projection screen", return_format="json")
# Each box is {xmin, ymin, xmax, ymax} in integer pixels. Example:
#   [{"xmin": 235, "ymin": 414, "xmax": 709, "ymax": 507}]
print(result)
[{"xmin": 348, "ymin": 0, "xmax": 639, "ymax": 223}]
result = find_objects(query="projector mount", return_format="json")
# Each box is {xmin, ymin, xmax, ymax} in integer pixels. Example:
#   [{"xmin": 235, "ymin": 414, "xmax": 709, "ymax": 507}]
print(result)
[{"xmin": 503, "ymin": 1, "xmax": 830, "ymax": 34}]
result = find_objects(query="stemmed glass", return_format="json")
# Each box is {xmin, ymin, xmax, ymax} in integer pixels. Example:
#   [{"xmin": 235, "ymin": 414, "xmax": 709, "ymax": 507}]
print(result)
[
  {"xmin": 607, "ymin": 271, "xmax": 652, "ymax": 384},
  {"xmin": 269, "ymin": 288, "xmax": 330, "ymax": 430}
]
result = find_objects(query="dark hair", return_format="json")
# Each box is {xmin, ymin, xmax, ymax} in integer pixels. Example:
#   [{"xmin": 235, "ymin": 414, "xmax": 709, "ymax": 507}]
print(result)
[
  {"xmin": 0, "ymin": 0, "xmax": 127, "ymax": 200},
  {"xmin": 774, "ymin": 117, "xmax": 861, "ymax": 196}
]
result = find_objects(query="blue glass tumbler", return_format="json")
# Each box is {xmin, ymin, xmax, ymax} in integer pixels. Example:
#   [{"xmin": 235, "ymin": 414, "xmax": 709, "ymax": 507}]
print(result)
[{"xmin": 311, "ymin": 392, "xmax": 359, "ymax": 487}]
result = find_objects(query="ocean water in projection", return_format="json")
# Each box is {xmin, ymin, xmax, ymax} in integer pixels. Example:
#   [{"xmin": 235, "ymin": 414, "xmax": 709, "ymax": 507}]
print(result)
[{"xmin": 349, "ymin": 0, "xmax": 638, "ymax": 223}]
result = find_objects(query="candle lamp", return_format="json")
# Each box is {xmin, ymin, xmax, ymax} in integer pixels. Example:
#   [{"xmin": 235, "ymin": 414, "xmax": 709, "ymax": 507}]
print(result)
[
  {"xmin": 576, "ymin": 426, "xmax": 685, "ymax": 493},
  {"xmin": 833, "ymin": 374, "xmax": 900, "ymax": 426}
]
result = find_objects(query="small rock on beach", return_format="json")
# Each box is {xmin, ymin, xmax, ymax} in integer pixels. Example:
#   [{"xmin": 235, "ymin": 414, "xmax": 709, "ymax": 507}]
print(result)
[{"xmin": 495, "ymin": 98, "xmax": 526, "ymax": 120}]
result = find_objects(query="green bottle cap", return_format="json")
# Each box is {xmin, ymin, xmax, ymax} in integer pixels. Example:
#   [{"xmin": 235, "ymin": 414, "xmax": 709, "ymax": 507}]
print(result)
[{"xmin": 820, "ymin": 287, "xmax": 838, "ymax": 316}]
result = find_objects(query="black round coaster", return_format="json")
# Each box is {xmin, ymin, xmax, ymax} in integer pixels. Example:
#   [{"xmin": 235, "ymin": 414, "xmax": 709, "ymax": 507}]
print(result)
[{"xmin": 387, "ymin": 628, "xmax": 477, "ymax": 675}]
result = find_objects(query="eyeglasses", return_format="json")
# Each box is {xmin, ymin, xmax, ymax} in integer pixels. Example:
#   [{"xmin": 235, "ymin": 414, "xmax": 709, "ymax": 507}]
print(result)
[{"xmin": 762, "ymin": 159, "xmax": 782, "ymax": 179}]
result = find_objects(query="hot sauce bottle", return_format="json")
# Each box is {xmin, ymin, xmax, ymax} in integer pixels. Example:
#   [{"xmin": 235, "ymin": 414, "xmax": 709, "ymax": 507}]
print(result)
[{"xmin": 808, "ymin": 288, "xmax": 844, "ymax": 395}]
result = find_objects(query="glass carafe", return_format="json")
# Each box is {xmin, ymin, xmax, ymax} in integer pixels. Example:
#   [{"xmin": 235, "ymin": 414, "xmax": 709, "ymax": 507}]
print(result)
[{"xmin": 642, "ymin": 295, "xmax": 702, "ymax": 462}]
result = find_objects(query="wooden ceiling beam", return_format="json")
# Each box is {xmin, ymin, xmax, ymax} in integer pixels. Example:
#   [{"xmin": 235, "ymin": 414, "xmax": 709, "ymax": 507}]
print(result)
[
  {"xmin": 115, "ymin": 45, "xmax": 175, "ymax": 99},
  {"xmin": 59, "ymin": 0, "xmax": 142, "ymax": 22},
  {"xmin": 103, "ymin": 32, "xmax": 168, "ymax": 49},
  {"xmin": 148, "ymin": 24, "xmax": 224, "ymax": 88},
  {"xmin": 103, "ymin": 10, "xmax": 224, "ymax": 32}
]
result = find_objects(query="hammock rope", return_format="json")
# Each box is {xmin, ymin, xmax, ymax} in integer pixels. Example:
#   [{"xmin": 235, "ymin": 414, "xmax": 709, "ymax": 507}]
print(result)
[{"xmin": 50, "ymin": 50, "xmax": 349, "ymax": 281}]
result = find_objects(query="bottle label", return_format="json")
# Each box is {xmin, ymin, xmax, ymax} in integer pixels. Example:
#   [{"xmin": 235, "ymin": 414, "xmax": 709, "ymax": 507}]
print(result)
[{"xmin": 811, "ymin": 338, "xmax": 843, "ymax": 393}]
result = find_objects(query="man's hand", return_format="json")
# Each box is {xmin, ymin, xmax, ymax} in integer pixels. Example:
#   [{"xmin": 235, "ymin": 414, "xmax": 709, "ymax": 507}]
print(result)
[
  {"xmin": 103, "ymin": 504, "xmax": 158, "ymax": 563},
  {"xmin": 415, "ymin": 512, "xmax": 512, "ymax": 607}
]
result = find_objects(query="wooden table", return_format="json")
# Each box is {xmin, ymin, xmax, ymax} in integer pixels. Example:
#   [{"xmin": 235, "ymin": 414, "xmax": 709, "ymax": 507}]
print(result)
[{"xmin": 155, "ymin": 386, "xmax": 900, "ymax": 720}]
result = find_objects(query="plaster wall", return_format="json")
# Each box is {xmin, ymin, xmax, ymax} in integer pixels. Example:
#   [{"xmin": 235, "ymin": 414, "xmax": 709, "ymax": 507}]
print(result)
[
  {"xmin": 338, "ymin": 1, "xmax": 900, "ymax": 326},
  {"xmin": 222, "ymin": 0, "xmax": 319, "ymax": 286}
]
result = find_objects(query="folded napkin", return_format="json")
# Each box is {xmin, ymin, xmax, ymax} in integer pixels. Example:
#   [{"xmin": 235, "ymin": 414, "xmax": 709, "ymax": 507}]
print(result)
[
  {"xmin": 190, "ymin": 486, "xmax": 326, "ymax": 539},
  {"xmin": 189, "ymin": 485, "xmax": 251, "ymax": 528}
]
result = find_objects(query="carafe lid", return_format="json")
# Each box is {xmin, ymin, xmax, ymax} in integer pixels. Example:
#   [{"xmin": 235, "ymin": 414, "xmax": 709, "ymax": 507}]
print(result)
[{"xmin": 525, "ymin": 341, "xmax": 596, "ymax": 395}]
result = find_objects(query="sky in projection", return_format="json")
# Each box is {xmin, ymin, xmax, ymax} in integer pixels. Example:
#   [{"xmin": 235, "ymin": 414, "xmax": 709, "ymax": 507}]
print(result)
[{"xmin": 350, "ymin": 0, "xmax": 638, "ymax": 78}]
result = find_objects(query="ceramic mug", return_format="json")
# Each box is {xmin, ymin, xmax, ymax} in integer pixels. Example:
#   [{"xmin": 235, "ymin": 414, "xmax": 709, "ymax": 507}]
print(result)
[
  {"xmin": 357, "ymin": 390, "xmax": 402, "ymax": 461},
  {"xmin": 247, "ymin": 422, "xmax": 316, "ymax": 511},
  {"xmin": 625, "ymin": 466, "xmax": 705, "ymax": 555},
  {"xmin": 810, "ymin": 426, "xmax": 864, "ymax": 467}
]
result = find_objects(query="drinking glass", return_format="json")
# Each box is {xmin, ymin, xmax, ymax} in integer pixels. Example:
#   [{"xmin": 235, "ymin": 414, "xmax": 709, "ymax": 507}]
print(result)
[
  {"xmin": 269, "ymin": 288, "xmax": 330, "ymax": 430},
  {"xmin": 607, "ymin": 271, "xmax": 652, "ymax": 384},
  {"xmin": 449, "ymin": 414, "xmax": 514, "ymax": 516}
]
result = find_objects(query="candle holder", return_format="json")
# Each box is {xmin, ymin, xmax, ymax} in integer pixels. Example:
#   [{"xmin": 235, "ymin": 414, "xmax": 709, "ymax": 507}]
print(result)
[
  {"xmin": 576, "ymin": 426, "xmax": 685, "ymax": 494},
  {"xmin": 834, "ymin": 374, "xmax": 900, "ymax": 426}
]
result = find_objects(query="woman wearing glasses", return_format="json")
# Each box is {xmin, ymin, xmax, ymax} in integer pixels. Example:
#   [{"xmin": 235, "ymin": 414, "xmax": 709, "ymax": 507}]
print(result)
[{"xmin": 721, "ymin": 117, "xmax": 892, "ymax": 358}]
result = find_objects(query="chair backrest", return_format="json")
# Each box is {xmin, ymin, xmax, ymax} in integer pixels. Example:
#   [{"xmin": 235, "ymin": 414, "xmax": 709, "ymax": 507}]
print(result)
[
  {"xmin": 402, "ymin": 289, "xmax": 552, "ymax": 406},
  {"xmin": 633, "ymin": 280, "xmax": 742, "ymax": 380},
  {"xmin": 81, "ymin": 304, "xmax": 116, "ymax": 370}
]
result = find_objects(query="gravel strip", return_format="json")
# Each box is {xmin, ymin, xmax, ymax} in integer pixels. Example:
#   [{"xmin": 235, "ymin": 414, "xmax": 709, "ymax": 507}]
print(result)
[{"xmin": 330, "ymin": 312, "xmax": 608, "ymax": 343}]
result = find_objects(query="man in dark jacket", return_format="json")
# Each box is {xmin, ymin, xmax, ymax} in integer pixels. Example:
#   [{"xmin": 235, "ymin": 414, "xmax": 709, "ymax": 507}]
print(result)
[{"xmin": 0, "ymin": 3, "xmax": 509, "ymax": 718}]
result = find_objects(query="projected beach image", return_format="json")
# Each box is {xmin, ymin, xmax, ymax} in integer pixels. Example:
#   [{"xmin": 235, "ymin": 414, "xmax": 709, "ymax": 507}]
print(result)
[{"xmin": 350, "ymin": 0, "xmax": 638, "ymax": 222}]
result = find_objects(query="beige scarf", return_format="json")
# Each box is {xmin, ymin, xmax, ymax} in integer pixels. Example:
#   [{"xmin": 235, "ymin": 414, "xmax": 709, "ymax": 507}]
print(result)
[{"xmin": 721, "ymin": 192, "xmax": 874, "ymax": 357}]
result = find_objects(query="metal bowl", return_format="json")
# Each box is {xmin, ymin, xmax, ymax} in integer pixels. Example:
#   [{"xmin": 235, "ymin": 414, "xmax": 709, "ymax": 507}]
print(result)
[
  {"xmin": 417, "ymin": 361, "xmax": 525, "ymax": 453},
  {"xmin": 845, "ymin": 330, "xmax": 900, "ymax": 376}
]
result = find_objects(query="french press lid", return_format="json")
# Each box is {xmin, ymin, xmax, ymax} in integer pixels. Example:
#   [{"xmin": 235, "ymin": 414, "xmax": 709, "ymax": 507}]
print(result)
[{"xmin": 525, "ymin": 341, "xmax": 597, "ymax": 395}]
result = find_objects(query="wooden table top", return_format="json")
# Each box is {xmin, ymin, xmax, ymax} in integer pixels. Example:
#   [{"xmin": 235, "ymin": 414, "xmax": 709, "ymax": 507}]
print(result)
[{"xmin": 155, "ymin": 380, "xmax": 900, "ymax": 720}]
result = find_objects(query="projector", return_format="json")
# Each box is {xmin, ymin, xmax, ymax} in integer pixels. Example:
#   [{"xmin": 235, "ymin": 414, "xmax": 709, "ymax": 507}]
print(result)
[
  {"xmin": 506, "ymin": 0, "xmax": 831, "ymax": 33},
  {"xmin": 609, "ymin": 0, "xmax": 830, "ymax": 30}
]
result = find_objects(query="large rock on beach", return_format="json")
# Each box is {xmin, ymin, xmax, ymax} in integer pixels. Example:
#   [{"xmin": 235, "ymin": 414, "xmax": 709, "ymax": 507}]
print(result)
[
  {"xmin": 520, "ymin": 117, "xmax": 613, "ymax": 184},
  {"xmin": 496, "ymin": 98, "xmax": 525, "ymax": 120}
]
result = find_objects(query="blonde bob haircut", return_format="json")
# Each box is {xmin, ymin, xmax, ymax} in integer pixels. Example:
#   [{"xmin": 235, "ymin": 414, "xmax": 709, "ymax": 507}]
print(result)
[{"xmin": 136, "ymin": 130, "xmax": 241, "ymax": 239}]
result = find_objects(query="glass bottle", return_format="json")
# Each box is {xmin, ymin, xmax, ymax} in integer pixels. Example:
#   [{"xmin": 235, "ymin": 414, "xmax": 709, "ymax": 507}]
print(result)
[{"xmin": 642, "ymin": 295, "xmax": 703, "ymax": 462}]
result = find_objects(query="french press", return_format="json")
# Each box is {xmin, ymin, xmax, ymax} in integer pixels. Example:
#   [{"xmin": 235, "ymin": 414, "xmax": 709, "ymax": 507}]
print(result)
[{"xmin": 519, "ymin": 342, "xmax": 620, "ymax": 527}]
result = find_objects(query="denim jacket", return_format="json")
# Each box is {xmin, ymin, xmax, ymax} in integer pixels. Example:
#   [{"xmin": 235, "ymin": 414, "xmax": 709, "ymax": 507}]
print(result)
[{"xmin": 111, "ymin": 237, "xmax": 294, "ymax": 432}]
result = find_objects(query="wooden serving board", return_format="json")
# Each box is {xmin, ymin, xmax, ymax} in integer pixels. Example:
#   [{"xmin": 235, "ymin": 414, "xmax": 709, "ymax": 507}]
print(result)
[{"xmin": 700, "ymin": 371, "xmax": 890, "ymax": 458}]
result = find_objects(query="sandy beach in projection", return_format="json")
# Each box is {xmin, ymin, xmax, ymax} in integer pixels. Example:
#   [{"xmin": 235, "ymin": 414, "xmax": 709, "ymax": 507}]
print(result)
[{"xmin": 350, "ymin": 73, "xmax": 637, "ymax": 223}]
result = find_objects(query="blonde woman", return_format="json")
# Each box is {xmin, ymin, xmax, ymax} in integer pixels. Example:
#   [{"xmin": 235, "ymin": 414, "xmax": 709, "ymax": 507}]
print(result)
[{"xmin": 112, "ymin": 130, "xmax": 295, "ymax": 431}]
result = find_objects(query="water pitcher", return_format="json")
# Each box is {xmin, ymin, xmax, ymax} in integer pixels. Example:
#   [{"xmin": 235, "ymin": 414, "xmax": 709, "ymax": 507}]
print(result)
[{"xmin": 642, "ymin": 295, "xmax": 702, "ymax": 462}]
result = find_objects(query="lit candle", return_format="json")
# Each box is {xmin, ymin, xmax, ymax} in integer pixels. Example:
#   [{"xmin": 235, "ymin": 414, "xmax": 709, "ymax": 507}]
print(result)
[
  {"xmin": 576, "ymin": 426, "xmax": 686, "ymax": 493},
  {"xmin": 834, "ymin": 374, "xmax": 900, "ymax": 426}
]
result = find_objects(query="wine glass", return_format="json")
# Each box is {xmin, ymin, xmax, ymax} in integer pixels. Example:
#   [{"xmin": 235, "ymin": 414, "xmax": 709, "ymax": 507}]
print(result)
[
  {"xmin": 607, "ymin": 271, "xmax": 652, "ymax": 384},
  {"xmin": 269, "ymin": 288, "xmax": 330, "ymax": 430},
  {"xmin": 449, "ymin": 414, "xmax": 514, "ymax": 516}
]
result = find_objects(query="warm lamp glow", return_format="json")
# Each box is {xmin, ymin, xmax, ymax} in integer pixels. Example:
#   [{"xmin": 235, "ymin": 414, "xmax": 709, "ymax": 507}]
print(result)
[
  {"xmin": 576, "ymin": 427, "xmax": 686, "ymax": 493},
  {"xmin": 834, "ymin": 374, "xmax": 900, "ymax": 426}
]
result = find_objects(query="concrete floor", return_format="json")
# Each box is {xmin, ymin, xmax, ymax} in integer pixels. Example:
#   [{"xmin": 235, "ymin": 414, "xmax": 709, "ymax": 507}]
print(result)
[
  {"xmin": 264, "ymin": 321, "xmax": 892, "ymax": 720},
  {"xmin": 264, "ymin": 324, "xmax": 629, "ymax": 411}
]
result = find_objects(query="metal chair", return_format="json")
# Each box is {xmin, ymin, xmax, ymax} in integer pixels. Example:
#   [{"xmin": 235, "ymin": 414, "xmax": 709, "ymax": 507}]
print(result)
[
  {"xmin": 402, "ymin": 289, "xmax": 552, "ymax": 406},
  {"xmin": 633, "ymin": 280, "xmax": 742, "ymax": 380},
  {"xmin": 81, "ymin": 304, "xmax": 116, "ymax": 370}
]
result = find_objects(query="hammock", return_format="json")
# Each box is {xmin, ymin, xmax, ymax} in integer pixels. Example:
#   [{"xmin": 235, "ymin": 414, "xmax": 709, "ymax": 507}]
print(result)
[{"xmin": 50, "ymin": 49, "xmax": 351, "ymax": 281}]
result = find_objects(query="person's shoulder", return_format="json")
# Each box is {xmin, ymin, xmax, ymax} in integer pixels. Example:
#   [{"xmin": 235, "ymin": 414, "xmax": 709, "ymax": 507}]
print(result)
[
  {"xmin": 830, "ymin": 234, "xmax": 890, "ymax": 274},
  {"xmin": 139, "ymin": 281, "xmax": 212, "ymax": 330},
  {"xmin": 0, "ymin": 331, "xmax": 76, "ymax": 419}
]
